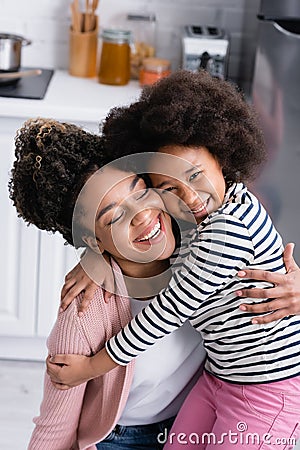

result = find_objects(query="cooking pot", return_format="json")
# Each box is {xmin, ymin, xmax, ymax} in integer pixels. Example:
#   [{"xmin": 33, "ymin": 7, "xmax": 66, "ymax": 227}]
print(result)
[{"xmin": 0, "ymin": 33, "xmax": 31, "ymax": 72}]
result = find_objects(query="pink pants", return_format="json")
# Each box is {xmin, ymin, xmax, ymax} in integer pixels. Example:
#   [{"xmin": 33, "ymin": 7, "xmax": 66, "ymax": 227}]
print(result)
[{"xmin": 164, "ymin": 371, "xmax": 300, "ymax": 450}]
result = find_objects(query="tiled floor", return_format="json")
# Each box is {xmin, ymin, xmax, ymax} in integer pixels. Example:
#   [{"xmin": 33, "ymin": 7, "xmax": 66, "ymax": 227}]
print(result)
[
  {"xmin": 0, "ymin": 359, "xmax": 44, "ymax": 449},
  {"xmin": 1, "ymin": 359, "xmax": 300, "ymax": 449}
]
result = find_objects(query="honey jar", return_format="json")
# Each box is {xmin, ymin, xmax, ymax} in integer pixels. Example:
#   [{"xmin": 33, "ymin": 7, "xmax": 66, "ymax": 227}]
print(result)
[
  {"xmin": 139, "ymin": 57, "xmax": 171, "ymax": 86},
  {"xmin": 98, "ymin": 29, "xmax": 131, "ymax": 86}
]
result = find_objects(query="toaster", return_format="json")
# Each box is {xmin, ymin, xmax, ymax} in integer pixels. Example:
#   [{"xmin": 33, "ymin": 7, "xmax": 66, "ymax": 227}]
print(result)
[{"xmin": 182, "ymin": 25, "xmax": 230, "ymax": 79}]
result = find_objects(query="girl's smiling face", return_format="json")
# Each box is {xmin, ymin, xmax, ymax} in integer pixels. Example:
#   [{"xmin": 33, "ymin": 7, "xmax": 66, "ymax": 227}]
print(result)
[
  {"xmin": 149, "ymin": 146, "xmax": 226, "ymax": 225},
  {"xmin": 76, "ymin": 166, "xmax": 176, "ymax": 270}
]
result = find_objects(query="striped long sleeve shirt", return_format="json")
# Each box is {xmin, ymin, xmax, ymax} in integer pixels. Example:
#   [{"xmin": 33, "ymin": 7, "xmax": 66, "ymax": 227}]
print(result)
[{"xmin": 106, "ymin": 183, "xmax": 300, "ymax": 384}]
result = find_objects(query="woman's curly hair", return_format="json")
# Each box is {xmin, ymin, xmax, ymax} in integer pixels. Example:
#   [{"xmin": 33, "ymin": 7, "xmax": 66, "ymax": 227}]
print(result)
[
  {"xmin": 8, "ymin": 118, "xmax": 108, "ymax": 247},
  {"xmin": 102, "ymin": 70, "xmax": 266, "ymax": 182}
]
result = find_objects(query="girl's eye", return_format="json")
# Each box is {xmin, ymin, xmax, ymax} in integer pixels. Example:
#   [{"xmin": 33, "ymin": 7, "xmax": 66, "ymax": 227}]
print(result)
[
  {"xmin": 106, "ymin": 211, "xmax": 124, "ymax": 226},
  {"xmin": 189, "ymin": 171, "xmax": 202, "ymax": 182},
  {"xmin": 135, "ymin": 188, "xmax": 149, "ymax": 200}
]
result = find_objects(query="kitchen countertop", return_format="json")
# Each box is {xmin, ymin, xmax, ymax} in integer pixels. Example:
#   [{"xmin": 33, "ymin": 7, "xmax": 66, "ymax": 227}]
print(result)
[{"xmin": 0, "ymin": 70, "xmax": 142, "ymax": 123}]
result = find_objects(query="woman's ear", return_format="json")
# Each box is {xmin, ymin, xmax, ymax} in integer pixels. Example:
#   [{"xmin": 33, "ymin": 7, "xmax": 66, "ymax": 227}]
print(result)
[{"xmin": 82, "ymin": 235, "xmax": 104, "ymax": 254}]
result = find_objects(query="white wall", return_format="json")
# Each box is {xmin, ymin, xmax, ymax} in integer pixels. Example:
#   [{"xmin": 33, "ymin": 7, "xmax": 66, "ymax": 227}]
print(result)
[{"xmin": 0, "ymin": 0, "xmax": 260, "ymax": 89}]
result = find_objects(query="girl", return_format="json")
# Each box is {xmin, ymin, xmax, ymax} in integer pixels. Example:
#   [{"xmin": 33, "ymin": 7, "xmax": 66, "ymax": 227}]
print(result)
[{"xmin": 47, "ymin": 71, "xmax": 300, "ymax": 449}]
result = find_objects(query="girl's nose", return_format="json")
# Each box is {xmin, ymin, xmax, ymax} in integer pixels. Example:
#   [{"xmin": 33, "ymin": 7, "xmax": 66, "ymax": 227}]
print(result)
[{"xmin": 180, "ymin": 186, "xmax": 199, "ymax": 206}]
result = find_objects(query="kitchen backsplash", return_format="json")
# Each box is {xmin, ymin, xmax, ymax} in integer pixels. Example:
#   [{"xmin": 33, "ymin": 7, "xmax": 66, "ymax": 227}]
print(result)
[{"xmin": 0, "ymin": 0, "xmax": 260, "ymax": 90}]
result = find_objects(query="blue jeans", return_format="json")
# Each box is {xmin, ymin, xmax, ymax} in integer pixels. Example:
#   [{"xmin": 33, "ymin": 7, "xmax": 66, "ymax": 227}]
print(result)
[{"xmin": 96, "ymin": 416, "xmax": 175, "ymax": 450}]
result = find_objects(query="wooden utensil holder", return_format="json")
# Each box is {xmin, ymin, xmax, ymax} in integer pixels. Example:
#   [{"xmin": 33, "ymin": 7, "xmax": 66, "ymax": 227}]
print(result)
[{"xmin": 69, "ymin": 22, "xmax": 98, "ymax": 78}]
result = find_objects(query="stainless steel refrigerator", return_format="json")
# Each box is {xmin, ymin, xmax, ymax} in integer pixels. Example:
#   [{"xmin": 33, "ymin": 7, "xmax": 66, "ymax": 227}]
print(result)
[{"xmin": 251, "ymin": 0, "xmax": 300, "ymax": 263}]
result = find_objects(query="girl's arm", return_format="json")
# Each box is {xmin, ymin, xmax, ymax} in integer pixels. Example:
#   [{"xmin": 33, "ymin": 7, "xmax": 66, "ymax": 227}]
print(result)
[
  {"xmin": 46, "ymin": 242, "xmax": 299, "ymax": 388},
  {"xmin": 46, "ymin": 213, "xmax": 255, "ymax": 386},
  {"xmin": 106, "ymin": 214, "xmax": 256, "ymax": 366},
  {"xmin": 238, "ymin": 243, "xmax": 300, "ymax": 324}
]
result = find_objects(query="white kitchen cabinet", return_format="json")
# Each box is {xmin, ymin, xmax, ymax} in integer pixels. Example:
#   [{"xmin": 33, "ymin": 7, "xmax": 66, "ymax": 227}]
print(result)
[
  {"xmin": 36, "ymin": 230, "xmax": 79, "ymax": 338},
  {"xmin": 0, "ymin": 117, "xmax": 78, "ymax": 360},
  {"xmin": 0, "ymin": 72, "xmax": 141, "ymax": 360},
  {"xmin": 0, "ymin": 118, "xmax": 98, "ymax": 360},
  {"xmin": 0, "ymin": 118, "xmax": 39, "ymax": 337}
]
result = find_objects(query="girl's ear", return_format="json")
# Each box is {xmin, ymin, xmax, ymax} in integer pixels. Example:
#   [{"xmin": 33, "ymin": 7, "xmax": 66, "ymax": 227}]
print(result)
[{"xmin": 82, "ymin": 235, "xmax": 104, "ymax": 254}]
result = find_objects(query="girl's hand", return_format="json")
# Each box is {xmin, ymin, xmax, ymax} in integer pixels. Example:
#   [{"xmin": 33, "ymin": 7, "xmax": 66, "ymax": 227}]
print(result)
[
  {"xmin": 46, "ymin": 354, "xmax": 96, "ymax": 389},
  {"xmin": 60, "ymin": 250, "xmax": 115, "ymax": 314},
  {"xmin": 238, "ymin": 243, "xmax": 300, "ymax": 324},
  {"xmin": 46, "ymin": 348, "xmax": 117, "ymax": 388}
]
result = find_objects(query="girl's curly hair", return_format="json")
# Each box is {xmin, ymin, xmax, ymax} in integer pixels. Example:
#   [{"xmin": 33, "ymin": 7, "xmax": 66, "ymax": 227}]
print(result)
[
  {"xmin": 8, "ymin": 118, "xmax": 108, "ymax": 247},
  {"xmin": 102, "ymin": 70, "xmax": 266, "ymax": 182}
]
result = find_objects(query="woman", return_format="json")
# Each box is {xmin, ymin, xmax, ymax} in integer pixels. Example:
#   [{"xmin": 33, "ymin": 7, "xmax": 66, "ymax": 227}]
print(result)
[{"xmin": 8, "ymin": 118, "xmax": 205, "ymax": 450}]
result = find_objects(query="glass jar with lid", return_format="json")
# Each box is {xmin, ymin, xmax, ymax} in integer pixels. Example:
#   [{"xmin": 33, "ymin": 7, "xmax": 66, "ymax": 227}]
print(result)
[
  {"xmin": 126, "ymin": 13, "xmax": 156, "ymax": 79},
  {"xmin": 98, "ymin": 29, "xmax": 131, "ymax": 86},
  {"xmin": 139, "ymin": 57, "xmax": 171, "ymax": 86}
]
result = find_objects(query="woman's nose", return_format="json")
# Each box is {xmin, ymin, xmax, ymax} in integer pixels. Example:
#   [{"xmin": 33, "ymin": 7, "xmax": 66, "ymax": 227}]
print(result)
[{"xmin": 131, "ymin": 208, "xmax": 154, "ymax": 227}]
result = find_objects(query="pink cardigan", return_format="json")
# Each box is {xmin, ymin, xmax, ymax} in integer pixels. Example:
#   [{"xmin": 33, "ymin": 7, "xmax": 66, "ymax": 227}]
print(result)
[{"xmin": 28, "ymin": 260, "xmax": 135, "ymax": 450}]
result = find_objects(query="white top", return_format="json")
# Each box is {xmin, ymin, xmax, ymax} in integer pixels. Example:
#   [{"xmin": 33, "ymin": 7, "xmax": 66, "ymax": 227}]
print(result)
[{"xmin": 118, "ymin": 297, "xmax": 205, "ymax": 425}]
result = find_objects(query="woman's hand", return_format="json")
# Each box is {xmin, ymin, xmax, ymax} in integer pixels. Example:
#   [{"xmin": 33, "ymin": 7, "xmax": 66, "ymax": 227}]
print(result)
[
  {"xmin": 60, "ymin": 250, "xmax": 115, "ymax": 314},
  {"xmin": 238, "ymin": 243, "xmax": 300, "ymax": 324}
]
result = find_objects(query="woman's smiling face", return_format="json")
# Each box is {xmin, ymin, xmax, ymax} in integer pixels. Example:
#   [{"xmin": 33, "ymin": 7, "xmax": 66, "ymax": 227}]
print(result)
[
  {"xmin": 149, "ymin": 146, "xmax": 226, "ymax": 225},
  {"xmin": 76, "ymin": 166, "xmax": 176, "ymax": 268}
]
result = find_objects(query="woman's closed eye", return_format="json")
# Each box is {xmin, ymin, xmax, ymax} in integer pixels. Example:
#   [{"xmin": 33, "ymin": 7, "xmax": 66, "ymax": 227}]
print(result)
[
  {"xmin": 135, "ymin": 188, "xmax": 149, "ymax": 200},
  {"xmin": 106, "ymin": 210, "xmax": 124, "ymax": 226},
  {"xmin": 105, "ymin": 189, "xmax": 150, "ymax": 226}
]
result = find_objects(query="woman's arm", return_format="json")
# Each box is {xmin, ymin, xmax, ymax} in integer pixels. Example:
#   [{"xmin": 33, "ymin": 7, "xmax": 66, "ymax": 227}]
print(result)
[
  {"xmin": 29, "ymin": 375, "xmax": 87, "ymax": 449},
  {"xmin": 28, "ymin": 298, "xmax": 92, "ymax": 449},
  {"xmin": 238, "ymin": 243, "xmax": 300, "ymax": 324}
]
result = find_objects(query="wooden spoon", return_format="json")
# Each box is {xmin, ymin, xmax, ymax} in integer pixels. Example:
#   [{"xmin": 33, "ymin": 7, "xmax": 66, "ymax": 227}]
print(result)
[{"xmin": 0, "ymin": 69, "xmax": 42, "ymax": 80}]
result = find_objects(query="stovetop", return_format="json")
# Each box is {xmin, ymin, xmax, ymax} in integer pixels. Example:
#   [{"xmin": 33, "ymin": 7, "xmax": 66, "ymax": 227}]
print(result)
[{"xmin": 0, "ymin": 68, "xmax": 54, "ymax": 100}]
